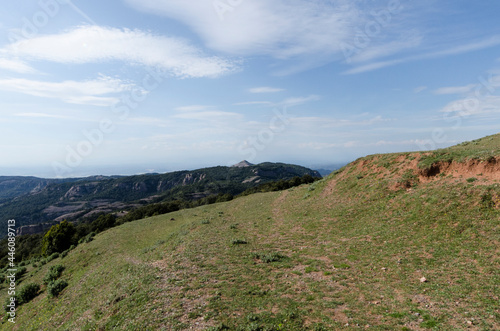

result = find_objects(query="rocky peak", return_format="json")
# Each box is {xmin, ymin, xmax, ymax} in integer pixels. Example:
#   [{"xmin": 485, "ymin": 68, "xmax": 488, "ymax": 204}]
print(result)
[{"xmin": 231, "ymin": 160, "xmax": 254, "ymax": 168}]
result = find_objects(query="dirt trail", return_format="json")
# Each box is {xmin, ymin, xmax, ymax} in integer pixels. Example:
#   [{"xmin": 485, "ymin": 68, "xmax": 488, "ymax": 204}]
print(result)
[{"xmin": 271, "ymin": 190, "xmax": 289, "ymax": 226}]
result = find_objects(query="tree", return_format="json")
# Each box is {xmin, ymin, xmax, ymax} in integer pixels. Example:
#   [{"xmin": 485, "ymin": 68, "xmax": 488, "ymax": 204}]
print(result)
[
  {"xmin": 41, "ymin": 221, "xmax": 76, "ymax": 256},
  {"xmin": 90, "ymin": 214, "xmax": 116, "ymax": 233}
]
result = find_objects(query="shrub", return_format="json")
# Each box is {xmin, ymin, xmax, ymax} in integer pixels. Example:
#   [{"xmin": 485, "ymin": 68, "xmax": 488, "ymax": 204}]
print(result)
[
  {"xmin": 252, "ymin": 252, "xmax": 287, "ymax": 263},
  {"xmin": 206, "ymin": 324, "xmax": 230, "ymax": 331},
  {"xmin": 41, "ymin": 221, "xmax": 76, "ymax": 256},
  {"xmin": 17, "ymin": 283, "xmax": 40, "ymax": 305},
  {"xmin": 481, "ymin": 192, "xmax": 495, "ymax": 209},
  {"xmin": 304, "ymin": 266, "xmax": 318, "ymax": 273},
  {"xmin": 466, "ymin": 177, "xmax": 477, "ymax": 183},
  {"xmin": 43, "ymin": 265, "xmax": 65, "ymax": 284},
  {"xmin": 48, "ymin": 279, "xmax": 68, "ymax": 298},
  {"xmin": 47, "ymin": 252, "xmax": 59, "ymax": 262},
  {"xmin": 90, "ymin": 214, "xmax": 116, "ymax": 233},
  {"xmin": 79, "ymin": 232, "xmax": 95, "ymax": 244},
  {"xmin": 15, "ymin": 267, "xmax": 27, "ymax": 279},
  {"xmin": 201, "ymin": 219, "xmax": 210, "ymax": 224}
]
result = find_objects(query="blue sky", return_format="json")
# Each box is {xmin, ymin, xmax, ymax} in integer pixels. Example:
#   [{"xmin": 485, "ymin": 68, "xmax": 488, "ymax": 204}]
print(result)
[{"xmin": 1, "ymin": 0, "xmax": 500, "ymax": 177}]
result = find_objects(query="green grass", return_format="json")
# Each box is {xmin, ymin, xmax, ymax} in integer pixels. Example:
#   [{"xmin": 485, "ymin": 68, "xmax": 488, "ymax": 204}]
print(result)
[
  {"xmin": 418, "ymin": 133, "xmax": 500, "ymax": 170},
  {"xmin": 1, "ymin": 135, "xmax": 499, "ymax": 329}
]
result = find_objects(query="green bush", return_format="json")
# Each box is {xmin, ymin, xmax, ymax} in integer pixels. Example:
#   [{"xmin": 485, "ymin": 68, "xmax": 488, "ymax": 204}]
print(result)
[
  {"xmin": 15, "ymin": 266, "xmax": 27, "ymax": 279},
  {"xmin": 47, "ymin": 252, "xmax": 59, "ymax": 262},
  {"xmin": 251, "ymin": 252, "xmax": 287, "ymax": 263},
  {"xmin": 48, "ymin": 279, "xmax": 68, "ymax": 298},
  {"xmin": 41, "ymin": 221, "xmax": 76, "ymax": 256},
  {"xmin": 17, "ymin": 283, "xmax": 40, "ymax": 305},
  {"xmin": 78, "ymin": 232, "xmax": 95, "ymax": 244},
  {"xmin": 231, "ymin": 239, "xmax": 247, "ymax": 245},
  {"xmin": 43, "ymin": 265, "xmax": 65, "ymax": 284}
]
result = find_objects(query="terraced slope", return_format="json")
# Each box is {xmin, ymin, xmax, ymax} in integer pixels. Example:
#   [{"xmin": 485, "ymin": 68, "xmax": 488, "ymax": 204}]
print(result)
[{"xmin": 1, "ymin": 134, "xmax": 499, "ymax": 330}]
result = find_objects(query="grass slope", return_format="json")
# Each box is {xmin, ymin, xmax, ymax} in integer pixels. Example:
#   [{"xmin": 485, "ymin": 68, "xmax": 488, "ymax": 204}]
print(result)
[{"xmin": 1, "ymin": 135, "xmax": 499, "ymax": 330}]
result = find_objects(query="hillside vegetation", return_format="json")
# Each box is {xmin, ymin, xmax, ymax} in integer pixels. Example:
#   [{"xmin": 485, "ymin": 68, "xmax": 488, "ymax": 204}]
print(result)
[
  {"xmin": 0, "ymin": 162, "xmax": 320, "ymax": 236},
  {"xmin": 1, "ymin": 134, "xmax": 499, "ymax": 330}
]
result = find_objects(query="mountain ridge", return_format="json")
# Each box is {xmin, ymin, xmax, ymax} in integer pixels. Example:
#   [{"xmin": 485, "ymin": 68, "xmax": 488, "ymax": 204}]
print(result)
[{"xmin": 0, "ymin": 162, "xmax": 321, "ymax": 236}]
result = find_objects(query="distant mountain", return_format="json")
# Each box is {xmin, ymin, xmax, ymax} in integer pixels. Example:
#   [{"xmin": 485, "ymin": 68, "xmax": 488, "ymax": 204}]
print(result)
[
  {"xmin": 231, "ymin": 160, "xmax": 254, "ymax": 168},
  {"xmin": 0, "ymin": 162, "xmax": 320, "ymax": 236},
  {"xmin": 0, "ymin": 177, "xmax": 64, "ymax": 202},
  {"xmin": 313, "ymin": 163, "xmax": 347, "ymax": 177},
  {"xmin": 315, "ymin": 169, "xmax": 334, "ymax": 177},
  {"xmin": 0, "ymin": 175, "xmax": 120, "ymax": 202}
]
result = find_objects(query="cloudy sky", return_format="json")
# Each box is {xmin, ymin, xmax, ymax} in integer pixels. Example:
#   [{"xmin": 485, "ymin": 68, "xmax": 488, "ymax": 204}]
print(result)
[{"xmin": 1, "ymin": 0, "xmax": 500, "ymax": 177}]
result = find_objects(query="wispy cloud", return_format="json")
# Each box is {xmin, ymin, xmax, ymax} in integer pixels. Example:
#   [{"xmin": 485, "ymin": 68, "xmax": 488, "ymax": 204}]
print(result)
[
  {"xmin": 3, "ymin": 25, "xmax": 238, "ymax": 78},
  {"xmin": 174, "ymin": 105, "xmax": 215, "ymax": 112},
  {"xmin": 0, "ymin": 57, "xmax": 36, "ymax": 73},
  {"xmin": 349, "ymin": 32, "xmax": 423, "ymax": 64},
  {"xmin": 233, "ymin": 101, "xmax": 273, "ymax": 106},
  {"xmin": 248, "ymin": 87, "xmax": 284, "ymax": 94},
  {"xmin": 0, "ymin": 76, "xmax": 138, "ymax": 106},
  {"xmin": 414, "ymin": 86, "xmax": 428, "ymax": 93},
  {"xmin": 173, "ymin": 110, "xmax": 243, "ymax": 122},
  {"xmin": 124, "ymin": 0, "xmax": 359, "ymax": 59},
  {"xmin": 124, "ymin": 1, "xmax": 500, "ymax": 76},
  {"xmin": 291, "ymin": 115, "xmax": 390, "ymax": 128},
  {"xmin": 14, "ymin": 112, "xmax": 71, "ymax": 119},
  {"xmin": 438, "ymin": 73, "xmax": 500, "ymax": 117},
  {"xmin": 344, "ymin": 36, "xmax": 500, "ymax": 74},
  {"xmin": 279, "ymin": 95, "xmax": 320, "ymax": 107},
  {"xmin": 433, "ymin": 84, "xmax": 475, "ymax": 95},
  {"xmin": 441, "ymin": 95, "xmax": 500, "ymax": 116},
  {"xmin": 343, "ymin": 59, "xmax": 404, "ymax": 75}
]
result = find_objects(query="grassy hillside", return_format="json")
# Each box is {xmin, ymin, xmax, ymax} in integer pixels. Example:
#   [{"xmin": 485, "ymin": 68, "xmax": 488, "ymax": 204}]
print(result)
[{"xmin": 1, "ymin": 135, "xmax": 499, "ymax": 330}]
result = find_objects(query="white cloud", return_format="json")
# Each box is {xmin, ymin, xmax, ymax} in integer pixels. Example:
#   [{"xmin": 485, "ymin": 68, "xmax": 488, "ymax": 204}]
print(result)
[
  {"xmin": 124, "ymin": 0, "xmax": 359, "ymax": 59},
  {"xmin": 441, "ymin": 95, "xmax": 500, "ymax": 116},
  {"xmin": 279, "ymin": 95, "xmax": 320, "ymax": 107},
  {"xmin": 344, "ymin": 36, "xmax": 500, "ymax": 74},
  {"xmin": 14, "ymin": 112, "xmax": 71, "ymax": 119},
  {"xmin": 3, "ymin": 25, "xmax": 237, "ymax": 78},
  {"xmin": 343, "ymin": 59, "xmax": 405, "ymax": 75},
  {"xmin": 434, "ymin": 84, "xmax": 475, "ymax": 95},
  {"xmin": 174, "ymin": 105, "xmax": 214, "ymax": 112},
  {"xmin": 291, "ymin": 115, "xmax": 389, "ymax": 128},
  {"xmin": 248, "ymin": 87, "xmax": 284, "ymax": 94},
  {"xmin": 0, "ymin": 76, "xmax": 137, "ymax": 106},
  {"xmin": 124, "ymin": 1, "xmax": 500, "ymax": 76},
  {"xmin": 414, "ymin": 86, "xmax": 427, "ymax": 93},
  {"xmin": 233, "ymin": 101, "xmax": 273, "ymax": 106},
  {"xmin": 349, "ymin": 32, "xmax": 423, "ymax": 64},
  {"xmin": 173, "ymin": 110, "xmax": 243, "ymax": 121},
  {"xmin": 0, "ymin": 57, "xmax": 36, "ymax": 73}
]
